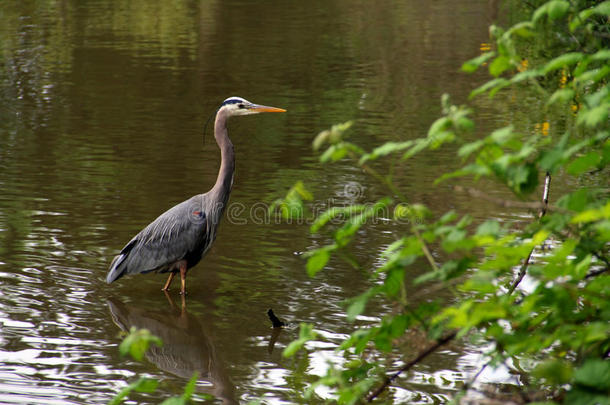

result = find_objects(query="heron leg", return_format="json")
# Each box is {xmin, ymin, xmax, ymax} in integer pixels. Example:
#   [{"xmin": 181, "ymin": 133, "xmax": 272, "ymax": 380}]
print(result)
[
  {"xmin": 179, "ymin": 262, "xmax": 188, "ymax": 295},
  {"xmin": 162, "ymin": 271, "xmax": 176, "ymax": 291}
]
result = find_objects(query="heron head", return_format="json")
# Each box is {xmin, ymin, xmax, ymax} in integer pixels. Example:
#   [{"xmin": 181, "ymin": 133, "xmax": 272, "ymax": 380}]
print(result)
[{"xmin": 220, "ymin": 96, "xmax": 286, "ymax": 116}]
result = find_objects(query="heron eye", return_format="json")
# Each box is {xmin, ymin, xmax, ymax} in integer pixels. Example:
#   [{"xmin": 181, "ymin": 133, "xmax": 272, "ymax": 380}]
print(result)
[{"xmin": 238, "ymin": 104, "xmax": 245, "ymax": 109}]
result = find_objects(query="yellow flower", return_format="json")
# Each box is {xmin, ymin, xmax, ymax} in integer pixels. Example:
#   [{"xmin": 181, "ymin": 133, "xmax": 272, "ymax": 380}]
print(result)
[
  {"xmin": 480, "ymin": 43, "xmax": 492, "ymax": 52},
  {"xmin": 534, "ymin": 122, "xmax": 550, "ymax": 136},
  {"xmin": 518, "ymin": 59, "xmax": 529, "ymax": 72},
  {"xmin": 559, "ymin": 69, "xmax": 568, "ymax": 88}
]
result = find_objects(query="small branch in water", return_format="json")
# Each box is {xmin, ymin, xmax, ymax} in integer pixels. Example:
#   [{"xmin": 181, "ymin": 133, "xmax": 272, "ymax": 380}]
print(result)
[
  {"xmin": 267, "ymin": 309, "xmax": 286, "ymax": 328},
  {"xmin": 366, "ymin": 330, "xmax": 457, "ymax": 402}
]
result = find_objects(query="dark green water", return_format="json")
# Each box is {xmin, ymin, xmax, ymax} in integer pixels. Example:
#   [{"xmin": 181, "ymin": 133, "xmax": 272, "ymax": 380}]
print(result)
[{"xmin": 0, "ymin": 1, "xmax": 523, "ymax": 403}]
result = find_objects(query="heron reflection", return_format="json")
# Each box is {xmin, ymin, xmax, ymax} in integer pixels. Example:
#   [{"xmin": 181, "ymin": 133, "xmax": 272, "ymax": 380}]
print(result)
[{"xmin": 107, "ymin": 296, "xmax": 236, "ymax": 404}]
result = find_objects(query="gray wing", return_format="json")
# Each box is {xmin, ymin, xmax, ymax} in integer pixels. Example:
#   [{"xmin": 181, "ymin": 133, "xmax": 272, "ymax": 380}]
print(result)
[{"xmin": 107, "ymin": 195, "xmax": 212, "ymax": 283}]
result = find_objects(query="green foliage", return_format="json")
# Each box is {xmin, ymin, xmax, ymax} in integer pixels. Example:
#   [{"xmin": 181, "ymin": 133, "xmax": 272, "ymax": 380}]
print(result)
[
  {"xmin": 268, "ymin": 180, "xmax": 313, "ymax": 220},
  {"xmin": 283, "ymin": 323, "xmax": 318, "ymax": 358},
  {"xmin": 273, "ymin": 0, "xmax": 610, "ymax": 403},
  {"xmin": 118, "ymin": 327, "xmax": 162, "ymax": 361}
]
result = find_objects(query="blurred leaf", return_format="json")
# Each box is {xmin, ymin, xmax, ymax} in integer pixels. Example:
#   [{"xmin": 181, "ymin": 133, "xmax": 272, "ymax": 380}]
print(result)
[
  {"xmin": 573, "ymin": 359, "xmax": 610, "ymax": 390},
  {"xmin": 462, "ymin": 51, "xmax": 495, "ymax": 73},
  {"xmin": 490, "ymin": 125, "xmax": 515, "ymax": 145},
  {"xmin": 567, "ymin": 152, "xmax": 601, "ymax": 175},
  {"xmin": 310, "ymin": 205, "xmax": 366, "ymax": 233},
  {"xmin": 283, "ymin": 323, "xmax": 317, "ymax": 357},
  {"xmin": 470, "ymin": 78, "xmax": 510, "ymax": 98},
  {"xmin": 132, "ymin": 378, "xmax": 159, "ymax": 393},
  {"xmin": 428, "ymin": 117, "xmax": 451, "ymax": 137},
  {"xmin": 458, "ymin": 140, "xmax": 484, "ymax": 158},
  {"xmin": 306, "ymin": 246, "xmax": 335, "ymax": 277},
  {"xmin": 507, "ymin": 21, "xmax": 535, "ymax": 37},
  {"xmin": 489, "ymin": 55, "xmax": 511, "ymax": 77},
  {"xmin": 543, "ymin": 52, "xmax": 582, "ymax": 74},
  {"xmin": 313, "ymin": 121, "xmax": 353, "ymax": 150},
  {"xmin": 533, "ymin": 359, "xmax": 573, "ymax": 385},
  {"xmin": 394, "ymin": 203, "xmax": 430, "ymax": 223},
  {"xmin": 476, "ymin": 220, "xmax": 501, "ymax": 236},
  {"xmin": 571, "ymin": 1, "xmax": 610, "ymax": 31},
  {"xmin": 119, "ymin": 328, "xmax": 162, "ymax": 362},
  {"xmin": 360, "ymin": 141, "xmax": 413, "ymax": 164},
  {"xmin": 547, "ymin": 88, "xmax": 575, "ymax": 106},
  {"xmin": 510, "ymin": 68, "xmax": 543, "ymax": 83},
  {"xmin": 533, "ymin": 0, "xmax": 570, "ymax": 23},
  {"xmin": 577, "ymin": 105, "xmax": 609, "ymax": 128},
  {"xmin": 346, "ymin": 290, "xmax": 375, "ymax": 321}
]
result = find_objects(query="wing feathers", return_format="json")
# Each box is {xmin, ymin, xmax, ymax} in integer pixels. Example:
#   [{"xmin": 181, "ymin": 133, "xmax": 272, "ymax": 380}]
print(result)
[{"xmin": 106, "ymin": 196, "xmax": 211, "ymax": 283}]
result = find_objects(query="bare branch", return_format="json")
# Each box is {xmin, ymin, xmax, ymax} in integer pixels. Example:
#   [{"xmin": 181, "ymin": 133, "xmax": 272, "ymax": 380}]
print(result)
[
  {"xmin": 508, "ymin": 172, "xmax": 552, "ymax": 295},
  {"xmin": 366, "ymin": 330, "xmax": 457, "ymax": 402}
]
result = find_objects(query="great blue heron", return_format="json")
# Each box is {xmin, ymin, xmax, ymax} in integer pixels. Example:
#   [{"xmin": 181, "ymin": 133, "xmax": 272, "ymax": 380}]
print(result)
[{"xmin": 106, "ymin": 97, "xmax": 286, "ymax": 294}]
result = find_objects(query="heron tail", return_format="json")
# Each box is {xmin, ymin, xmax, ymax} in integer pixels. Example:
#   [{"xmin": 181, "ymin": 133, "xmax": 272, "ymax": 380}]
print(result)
[
  {"xmin": 106, "ymin": 239, "xmax": 137, "ymax": 283},
  {"xmin": 106, "ymin": 254, "xmax": 127, "ymax": 283}
]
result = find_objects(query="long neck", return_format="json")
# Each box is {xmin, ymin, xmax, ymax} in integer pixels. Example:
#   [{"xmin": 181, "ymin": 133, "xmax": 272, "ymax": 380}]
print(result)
[{"xmin": 211, "ymin": 108, "xmax": 235, "ymax": 205}]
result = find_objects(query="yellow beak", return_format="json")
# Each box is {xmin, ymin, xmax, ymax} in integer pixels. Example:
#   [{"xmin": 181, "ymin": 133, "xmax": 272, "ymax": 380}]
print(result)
[{"xmin": 249, "ymin": 105, "xmax": 286, "ymax": 113}]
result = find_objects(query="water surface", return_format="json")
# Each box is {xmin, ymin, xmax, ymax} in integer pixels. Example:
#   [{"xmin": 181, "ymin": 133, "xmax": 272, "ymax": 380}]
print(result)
[{"xmin": 0, "ymin": 1, "xmax": 527, "ymax": 403}]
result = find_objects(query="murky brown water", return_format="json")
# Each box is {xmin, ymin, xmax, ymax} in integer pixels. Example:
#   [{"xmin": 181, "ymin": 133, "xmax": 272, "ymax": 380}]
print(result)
[{"xmin": 0, "ymin": 0, "xmax": 525, "ymax": 403}]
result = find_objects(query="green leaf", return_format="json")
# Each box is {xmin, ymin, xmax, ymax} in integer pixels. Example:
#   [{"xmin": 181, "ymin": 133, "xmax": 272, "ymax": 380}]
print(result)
[
  {"xmin": 571, "ymin": 203, "xmax": 610, "ymax": 224},
  {"xmin": 119, "ymin": 328, "xmax": 162, "ymax": 361},
  {"xmin": 310, "ymin": 205, "xmax": 366, "ymax": 233},
  {"xmin": 489, "ymin": 55, "xmax": 511, "ymax": 77},
  {"xmin": 283, "ymin": 323, "xmax": 317, "ymax": 357},
  {"xmin": 383, "ymin": 267, "xmax": 405, "ymax": 297},
  {"xmin": 533, "ymin": 360, "xmax": 573, "ymax": 385},
  {"xmin": 160, "ymin": 398, "xmax": 186, "ymax": 405},
  {"xmin": 346, "ymin": 290, "xmax": 375, "ymax": 321},
  {"xmin": 462, "ymin": 52, "xmax": 496, "ymax": 73},
  {"xmin": 533, "ymin": 0, "xmax": 570, "ymax": 23},
  {"xmin": 393, "ymin": 203, "xmax": 430, "ymax": 223},
  {"xmin": 510, "ymin": 68, "xmax": 543, "ymax": 84},
  {"xmin": 428, "ymin": 117, "xmax": 451, "ymax": 137},
  {"xmin": 313, "ymin": 121, "xmax": 353, "ymax": 150},
  {"xmin": 573, "ymin": 359, "xmax": 610, "ymax": 390},
  {"xmin": 133, "ymin": 377, "xmax": 159, "ymax": 393},
  {"xmin": 469, "ymin": 78, "xmax": 510, "ymax": 98},
  {"xmin": 306, "ymin": 246, "xmax": 334, "ymax": 277},
  {"xmin": 507, "ymin": 21, "xmax": 535, "ymax": 37},
  {"xmin": 360, "ymin": 141, "xmax": 413, "ymax": 164},
  {"xmin": 575, "ymin": 65, "xmax": 610, "ymax": 85},
  {"xmin": 577, "ymin": 105, "xmax": 609, "ymax": 128},
  {"xmin": 543, "ymin": 52, "xmax": 583, "ymax": 74},
  {"xmin": 489, "ymin": 125, "xmax": 515, "ymax": 145},
  {"xmin": 547, "ymin": 0, "xmax": 570, "ymax": 19},
  {"xmin": 547, "ymin": 88, "xmax": 575, "ymax": 106},
  {"xmin": 476, "ymin": 220, "xmax": 501, "ymax": 236},
  {"xmin": 320, "ymin": 144, "xmax": 348, "ymax": 163},
  {"xmin": 567, "ymin": 152, "xmax": 601, "ymax": 175},
  {"xmin": 458, "ymin": 140, "xmax": 484, "ymax": 158}
]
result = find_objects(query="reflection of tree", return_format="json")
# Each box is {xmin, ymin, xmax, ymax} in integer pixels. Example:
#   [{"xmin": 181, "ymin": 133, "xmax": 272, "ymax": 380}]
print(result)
[{"xmin": 107, "ymin": 296, "xmax": 237, "ymax": 404}]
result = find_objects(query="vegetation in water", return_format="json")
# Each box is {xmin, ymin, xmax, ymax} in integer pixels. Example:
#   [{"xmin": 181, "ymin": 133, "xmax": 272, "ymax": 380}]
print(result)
[{"xmin": 273, "ymin": 1, "xmax": 610, "ymax": 403}]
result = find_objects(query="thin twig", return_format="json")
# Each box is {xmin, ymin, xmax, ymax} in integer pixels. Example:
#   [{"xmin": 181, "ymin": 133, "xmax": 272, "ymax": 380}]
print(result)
[
  {"xmin": 584, "ymin": 266, "xmax": 610, "ymax": 279},
  {"xmin": 366, "ymin": 331, "xmax": 457, "ymax": 402},
  {"xmin": 508, "ymin": 171, "xmax": 551, "ymax": 295}
]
